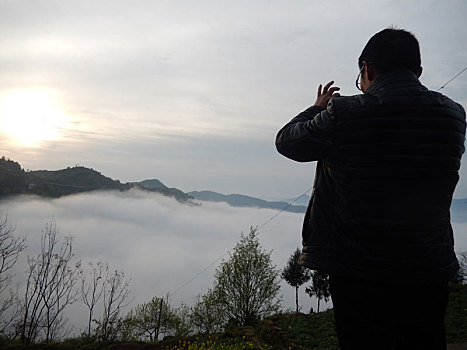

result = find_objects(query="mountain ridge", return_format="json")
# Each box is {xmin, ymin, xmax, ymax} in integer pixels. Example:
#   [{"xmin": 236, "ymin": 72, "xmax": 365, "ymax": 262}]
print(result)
[
  {"xmin": 0, "ymin": 157, "xmax": 195, "ymax": 204},
  {"xmin": 0, "ymin": 157, "xmax": 306, "ymax": 213},
  {"xmin": 188, "ymin": 190, "xmax": 307, "ymax": 213},
  {"xmin": 1, "ymin": 157, "xmax": 466, "ymax": 221}
]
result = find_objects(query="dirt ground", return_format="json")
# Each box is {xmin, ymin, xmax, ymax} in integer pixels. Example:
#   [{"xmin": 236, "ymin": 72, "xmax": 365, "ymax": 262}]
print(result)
[{"xmin": 448, "ymin": 343, "xmax": 467, "ymax": 350}]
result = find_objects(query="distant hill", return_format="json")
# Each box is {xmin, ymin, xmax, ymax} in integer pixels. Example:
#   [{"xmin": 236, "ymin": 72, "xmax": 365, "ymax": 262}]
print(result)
[
  {"xmin": 28, "ymin": 166, "xmax": 130, "ymax": 197},
  {"xmin": 189, "ymin": 190, "xmax": 467, "ymax": 222},
  {"xmin": 132, "ymin": 179, "xmax": 194, "ymax": 203},
  {"xmin": 188, "ymin": 190, "xmax": 307, "ymax": 213},
  {"xmin": 133, "ymin": 179, "xmax": 167, "ymax": 190},
  {"xmin": 0, "ymin": 157, "xmax": 27, "ymax": 195},
  {"xmin": 280, "ymin": 194, "xmax": 311, "ymax": 207},
  {"xmin": 1, "ymin": 157, "xmax": 466, "ymax": 220},
  {"xmin": 0, "ymin": 158, "xmax": 193, "ymax": 203}
]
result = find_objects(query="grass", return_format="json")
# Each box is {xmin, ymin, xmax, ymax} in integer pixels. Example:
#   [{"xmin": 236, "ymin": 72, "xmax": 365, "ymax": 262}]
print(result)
[
  {"xmin": 269, "ymin": 311, "xmax": 338, "ymax": 350},
  {"xmin": 161, "ymin": 334, "xmax": 272, "ymax": 350},
  {"xmin": 2, "ymin": 284, "xmax": 466, "ymax": 350},
  {"xmin": 446, "ymin": 283, "xmax": 467, "ymax": 343}
]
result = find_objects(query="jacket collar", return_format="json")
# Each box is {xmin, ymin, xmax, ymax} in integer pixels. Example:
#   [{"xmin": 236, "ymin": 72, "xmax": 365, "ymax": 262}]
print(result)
[{"xmin": 365, "ymin": 68, "xmax": 426, "ymax": 95}]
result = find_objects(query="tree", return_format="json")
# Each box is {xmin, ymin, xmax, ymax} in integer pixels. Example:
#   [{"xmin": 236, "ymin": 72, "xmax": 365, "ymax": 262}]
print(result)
[
  {"xmin": 79, "ymin": 261, "xmax": 107, "ymax": 337},
  {"xmin": 305, "ymin": 270, "xmax": 330, "ymax": 313},
  {"xmin": 0, "ymin": 213, "xmax": 26, "ymax": 336},
  {"xmin": 95, "ymin": 269, "xmax": 131, "ymax": 341},
  {"xmin": 213, "ymin": 227, "xmax": 282, "ymax": 327},
  {"xmin": 170, "ymin": 302, "xmax": 192, "ymax": 338},
  {"xmin": 20, "ymin": 221, "xmax": 80, "ymax": 343},
  {"xmin": 0, "ymin": 158, "xmax": 27, "ymax": 195},
  {"xmin": 452, "ymin": 251, "xmax": 467, "ymax": 284},
  {"xmin": 131, "ymin": 296, "xmax": 173, "ymax": 341},
  {"xmin": 281, "ymin": 248, "xmax": 311, "ymax": 313},
  {"xmin": 190, "ymin": 289, "xmax": 225, "ymax": 334},
  {"xmin": 117, "ymin": 311, "xmax": 139, "ymax": 341}
]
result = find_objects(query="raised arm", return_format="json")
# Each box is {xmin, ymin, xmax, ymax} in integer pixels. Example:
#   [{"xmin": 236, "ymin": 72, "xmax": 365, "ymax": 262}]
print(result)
[{"xmin": 275, "ymin": 81, "xmax": 340, "ymax": 162}]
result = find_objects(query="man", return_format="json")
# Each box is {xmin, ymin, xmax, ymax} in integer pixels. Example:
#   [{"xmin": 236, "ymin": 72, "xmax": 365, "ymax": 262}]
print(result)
[{"xmin": 275, "ymin": 28, "xmax": 466, "ymax": 350}]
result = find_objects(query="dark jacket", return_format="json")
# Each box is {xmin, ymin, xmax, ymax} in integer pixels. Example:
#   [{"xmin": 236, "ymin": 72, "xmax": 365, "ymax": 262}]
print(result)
[{"xmin": 276, "ymin": 69, "xmax": 466, "ymax": 284}]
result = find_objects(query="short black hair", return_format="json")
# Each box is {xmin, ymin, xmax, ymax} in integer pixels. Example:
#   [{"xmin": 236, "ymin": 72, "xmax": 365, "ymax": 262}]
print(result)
[{"xmin": 358, "ymin": 28, "xmax": 421, "ymax": 75}]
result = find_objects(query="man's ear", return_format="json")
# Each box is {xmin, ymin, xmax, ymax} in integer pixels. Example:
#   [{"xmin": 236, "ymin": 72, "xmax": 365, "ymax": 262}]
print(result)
[{"xmin": 366, "ymin": 64, "xmax": 378, "ymax": 82}]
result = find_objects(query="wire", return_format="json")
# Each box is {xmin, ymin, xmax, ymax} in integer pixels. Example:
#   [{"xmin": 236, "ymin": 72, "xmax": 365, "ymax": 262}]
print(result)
[
  {"xmin": 169, "ymin": 67, "xmax": 467, "ymax": 299},
  {"xmin": 257, "ymin": 187, "xmax": 312, "ymax": 231},
  {"xmin": 437, "ymin": 67, "xmax": 467, "ymax": 91},
  {"xmin": 168, "ymin": 187, "xmax": 313, "ymax": 298},
  {"xmin": 169, "ymin": 253, "xmax": 229, "ymax": 298},
  {"xmin": 170, "ymin": 67, "xmax": 467, "ymax": 299}
]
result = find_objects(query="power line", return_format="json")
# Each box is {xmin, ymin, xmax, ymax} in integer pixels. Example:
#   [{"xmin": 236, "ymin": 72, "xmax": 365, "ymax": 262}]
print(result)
[
  {"xmin": 169, "ymin": 66, "xmax": 467, "ymax": 299},
  {"xmin": 437, "ymin": 67, "xmax": 467, "ymax": 91},
  {"xmin": 168, "ymin": 186, "xmax": 313, "ymax": 298},
  {"xmin": 257, "ymin": 187, "xmax": 312, "ymax": 231},
  {"xmin": 168, "ymin": 67, "xmax": 467, "ymax": 299},
  {"xmin": 168, "ymin": 251, "xmax": 229, "ymax": 298}
]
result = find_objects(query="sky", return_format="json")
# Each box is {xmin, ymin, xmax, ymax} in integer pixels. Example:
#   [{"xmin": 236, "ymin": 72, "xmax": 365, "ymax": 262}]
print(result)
[
  {"xmin": 0, "ymin": 0, "xmax": 466, "ymax": 200},
  {"xmin": 1, "ymin": 0, "xmax": 466, "ymax": 337}
]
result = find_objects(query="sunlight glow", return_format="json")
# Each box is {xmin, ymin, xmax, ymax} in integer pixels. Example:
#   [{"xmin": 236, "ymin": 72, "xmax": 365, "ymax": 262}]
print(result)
[{"xmin": 0, "ymin": 90, "xmax": 69, "ymax": 146}]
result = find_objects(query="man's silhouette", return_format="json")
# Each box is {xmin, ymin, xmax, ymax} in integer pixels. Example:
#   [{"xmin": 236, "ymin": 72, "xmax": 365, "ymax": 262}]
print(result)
[{"xmin": 276, "ymin": 28, "xmax": 466, "ymax": 350}]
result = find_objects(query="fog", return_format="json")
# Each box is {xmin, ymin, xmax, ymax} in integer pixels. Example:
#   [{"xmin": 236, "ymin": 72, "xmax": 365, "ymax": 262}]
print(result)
[
  {"xmin": 2, "ymin": 190, "xmax": 466, "ymax": 335},
  {"xmin": 2, "ymin": 190, "xmax": 325, "ymax": 333}
]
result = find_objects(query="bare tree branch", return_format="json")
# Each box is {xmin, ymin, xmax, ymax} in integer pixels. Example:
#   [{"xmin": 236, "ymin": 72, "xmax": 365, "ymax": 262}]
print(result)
[
  {"xmin": 80, "ymin": 260, "xmax": 107, "ymax": 337},
  {"xmin": 0, "ymin": 212, "xmax": 26, "ymax": 336},
  {"xmin": 19, "ymin": 221, "xmax": 80, "ymax": 343}
]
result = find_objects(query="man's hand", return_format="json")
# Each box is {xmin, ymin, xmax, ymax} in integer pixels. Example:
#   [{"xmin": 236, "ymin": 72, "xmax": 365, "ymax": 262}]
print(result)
[{"xmin": 314, "ymin": 81, "xmax": 340, "ymax": 109}]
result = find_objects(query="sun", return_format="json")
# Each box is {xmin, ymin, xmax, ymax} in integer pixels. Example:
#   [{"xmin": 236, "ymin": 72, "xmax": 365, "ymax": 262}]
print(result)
[{"xmin": 0, "ymin": 90, "xmax": 69, "ymax": 146}]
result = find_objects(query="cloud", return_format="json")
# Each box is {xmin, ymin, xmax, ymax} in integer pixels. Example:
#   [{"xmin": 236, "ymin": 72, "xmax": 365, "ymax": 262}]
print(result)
[
  {"xmin": 1, "ymin": 0, "xmax": 466, "ymax": 200},
  {"xmin": 4, "ymin": 190, "xmax": 321, "ymax": 332},
  {"xmin": 4, "ymin": 187, "xmax": 466, "ymax": 333},
  {"xmin": 453, "ymin": 222, "xmax": 467, "ymax": 253}
]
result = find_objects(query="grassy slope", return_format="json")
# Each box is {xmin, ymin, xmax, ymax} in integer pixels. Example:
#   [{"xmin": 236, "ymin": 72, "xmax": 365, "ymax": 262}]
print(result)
[
  {"xmin": 271, "ymin": 283, "xmax": 467, "ymax": 350},
  {"xmin": 270, "ymin": 311, "xmax": 338, "ymax": 350},
  {"xmin": 3, "ymin": 284, "xmax": 466, "ymax": 350},
  {"xmin": 446, "ymin": 283, "xmax": 467, "ymax": 343}
]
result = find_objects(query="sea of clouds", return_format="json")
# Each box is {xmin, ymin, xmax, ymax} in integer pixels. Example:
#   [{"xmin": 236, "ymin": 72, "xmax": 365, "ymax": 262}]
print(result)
[
  {"xmin": 2, "ymin": 189, "xmax": 466, "ymax": 335},
  {"xmin": 1, "ymin": 189, "xmax": 323, "ymax": 334}
]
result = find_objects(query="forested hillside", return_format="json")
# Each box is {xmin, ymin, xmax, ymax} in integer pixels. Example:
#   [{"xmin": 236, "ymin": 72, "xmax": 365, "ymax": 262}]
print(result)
[
  {"xmin": 0, "ymin": 158, "xmax": 192, "ymax": 202},
  {"xmin": 0, "ymin": 157, "xmax": 27, "ymax": 195}
]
